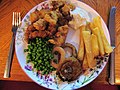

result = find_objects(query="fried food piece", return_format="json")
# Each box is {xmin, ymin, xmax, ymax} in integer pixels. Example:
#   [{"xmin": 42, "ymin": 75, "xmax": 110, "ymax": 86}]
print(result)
[
  {"xmin": 30, "ymin": 10, "xmax": 39, "ymax": 23},
  {"xmin": 39, "ymin": 9, "xmax": 50, "ymax": 19},
  {"xmin": 67, "ymin": 2, "xmax": 76, "ymax": 11},
  {"xmin": 58, "ymin": 15, "xmax": 72, "ymax": 26},
  {"xmin": 82, "ymin": 54, "xmax": 89, "ymax": 70},
  {"xmin": 58, "ymin": 24, "xmax": 68, "ymax": 34},
  {"xmin": 37, "ymin": 31, "xmax": 47, "ymax": 38},
  {"xmin": 61, "ymin": 4, "xmax": 71, "ymax": 15},
  {"xmin": 77, "ymin": 25, "xmax": 85, "ymax": 61},
  {"xmin": 49, "ymin": 25, "xmax": 68, "ymax": 46},
  {"xmin": 51, "ymin": 46, "xmax": 66, "ymax": 69},
  {"xmin": 49, "ymin": 37, "xmax": 64, "ymax": 46},
  {"xmin": 33, "ymin": 19, "xmax": 47, "ymax": 31},
  {"xmin": 57, "ymin": 56, "xmax": 82, "ymax": 81},
  {"xmin": 62, "ymin": 43, "xmax": 77, "ymax": 58},
  {"xmin": 91, "ymin": 34, "xmax": 99, "ymax": 57},
  {"xmin": 29, "ymin": 31, "xmax": 39, "ymax": 39},
  {"xmin": 44, "ymin": 14, "xmax": 57, "ymax": 25},
  {"xmin": 51, "ymin": 0, "xmax": 75, "ymax": 10},
  {"xmin": 92, "ymin": 27, "xmax": 105, "ymax": 56},
  {"xmin": 93, "ymin": 16, "xmax": 113, "ymax": 54},
  {"xmin": 26, "ymin": 24, "xmax": 36, "ymax": 32},
  {"xmin": 50, "ymin": 11, "xmax": 59, "ymax": 21},
  {"xmin": 46, "ymin": 24, "xmax": 56, "ymax": 37},
  {"xmin": 82, "ymin": 31, "xmax": 96, "ymax": 68},
  {"xmin": 69, "ymin": 14, "xmax": 86, "ymax": 30},
  {"xmin": 24, "ymin": 25, "xmax": 36, "ymax": 41},
  {"xmin": 51, "ymin": 0, "xmax": 65, "ymax": 10},
  {"xmin": 29, "ymin": 30, "xmax": 47, "ymax": 39}
]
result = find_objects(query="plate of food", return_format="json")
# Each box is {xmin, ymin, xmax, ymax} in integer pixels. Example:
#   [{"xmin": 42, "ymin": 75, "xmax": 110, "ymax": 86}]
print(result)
[{"xmin": 15, "ymin": 0, "xmax": 113, "ymax": 89}]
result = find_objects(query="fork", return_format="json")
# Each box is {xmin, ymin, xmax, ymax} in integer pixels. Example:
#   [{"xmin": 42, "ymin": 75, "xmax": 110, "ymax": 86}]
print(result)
[{"xmin": 4, "ymin": 12, "xmax": 21, "ymax": 78}]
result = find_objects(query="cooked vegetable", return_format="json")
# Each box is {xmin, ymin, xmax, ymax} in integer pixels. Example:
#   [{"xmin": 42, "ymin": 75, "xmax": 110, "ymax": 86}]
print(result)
[
  {"xmin": 82, "ymin": 31, "xmax": 96, "ymax": 68},
  {"xmin": 93, "ymin": 16, "xmax": 113, "ymax": 54},
  {"xmin": 77, "ymin": 25, "xmax": 85, "ymax": 61},
  {"xmin": 92, "ymin": 27, "xmax": 105, "ymax": 56},
  {"xmin": 51, "ymin": 46, "xmax": 66, "ymax": 69},
  {"xmin": 90, "ymin": 16, "xmax": 113, "ymax": 55},
  {"xmin": 91, "ymin": 34, "xmax": 99, "ymax": 57},
  {"xmin": 24, "ymin": 37, "xmax": 55, "ymax": 75},
  {"xmin": 62, "ymin": 43, "xmax": 77, "ymax": 58},
  {"xmin": 82, "ymin": 54, "xmax": 89, "ymax": 70}
]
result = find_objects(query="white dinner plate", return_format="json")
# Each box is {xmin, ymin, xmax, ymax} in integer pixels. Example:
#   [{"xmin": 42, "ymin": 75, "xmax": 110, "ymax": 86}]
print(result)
[{"xmin": 15, "ymin": 0, "xmax": 110, "ymax": 89}]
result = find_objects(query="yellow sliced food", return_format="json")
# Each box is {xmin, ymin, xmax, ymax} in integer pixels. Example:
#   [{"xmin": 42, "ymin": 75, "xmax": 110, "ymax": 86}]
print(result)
[
  {"xmin": 91, "ymin": 34, "xmax": 99, "ymax": 57},
  {"xmin": 77, "ymin": 25, "xmax": 85, "ymax": 61},
  {"xmin": 93, "ymin": 16, "xmax": 113, "ymax": 54},
  {"xmin": 92, "ymin": 27, "xmax": 105, "ymax": 56},
  {"xmin": 82, "ymin": 31, "xmax": 96, "ymax": 68},
  {"xmin": 82, "ymin": 54, "xmax": 89, "ymax": 70}
]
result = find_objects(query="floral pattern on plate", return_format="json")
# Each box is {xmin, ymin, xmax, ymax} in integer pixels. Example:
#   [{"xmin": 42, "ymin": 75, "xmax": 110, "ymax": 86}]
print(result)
[{"xmin": 15, "ymin": 0, "xmax": 110, "ymax": 90}]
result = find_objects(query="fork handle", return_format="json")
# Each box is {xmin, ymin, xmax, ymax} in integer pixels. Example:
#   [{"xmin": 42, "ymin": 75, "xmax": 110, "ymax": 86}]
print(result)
[{"xmin": 4, "ymin": 34, "xmax": 15, "ymax": 78}]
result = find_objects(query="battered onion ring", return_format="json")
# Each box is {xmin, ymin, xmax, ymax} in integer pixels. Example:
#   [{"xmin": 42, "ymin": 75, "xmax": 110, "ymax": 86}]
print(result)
[
  {"xmin": 51, "ymin": 46, "xmax": 66, "ymax": 69},
  {"xmin": 62, "ymin": 43, "xmax": 77, "ymax": 57}
]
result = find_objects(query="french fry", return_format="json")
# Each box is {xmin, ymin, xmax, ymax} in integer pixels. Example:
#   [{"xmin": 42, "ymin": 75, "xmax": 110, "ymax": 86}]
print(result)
[
  {"xmin": 93, "ymin": 16, "xmax": 113, "ymax": 54},
  {"xmin": 77, "ymin": 25, "xmax": 85, "ymax": 61},
  {"xmin": 86, "ymin": 22, "xmax": 91, "ymax": 31},
  {"xmin": 92, "ymin": 27, "xmax": 105, "ymax": 56},
  {"xmin": 89, "ymin": 21, "xmax": 96, "ymax": 30},
  {"xmin": 82, "ymin": 54, "xmax": 89, "ymax": 70},
  {"xmin": 82, "ymin": 31, "xmax": 96, "ymax": 68},
  {"xmin": 91, "ymin": 34, "xmax": 99, "ymax": 57}
]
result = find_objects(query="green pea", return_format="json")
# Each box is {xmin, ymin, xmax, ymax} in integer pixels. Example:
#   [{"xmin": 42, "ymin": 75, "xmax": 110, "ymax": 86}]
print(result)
[
  {"xmin": 45, "ymin": 56, "xmax": 49, "ymax": 59},
  {"xmin": 27, "ymin": 55, "xmax": 31, "ymax": 59},
  {"xmin": 26, "ymin": 59, "xmax": 31, "ymax": 63},
  {"xmin": 32, "ymin": 56, "xmax": 35, "ymax": 59},
  {"xmin": 36, "ymin": 37, "xmax": 39, "ymax": 40},
  {"xmin": 43, "ymin": 48, "xmax": 47, "ymax": 51},
  {"xmin": 24, "ymin": 49, "xmax": 28, "ymax": 52},
  {"xmin": 39, "ymin": 66, "xmax": 43, "ymax": 71},
  {"xmin": 35, "ymin": 57, "xmax": 39, "ymax": 60},
  {"xmin": 45, "ymin": 71, "xmax": 49, "ymax": 75},
  {"xmin": 28, "ymin": 45, "xmax": 31, "ymax": 49},
  {"xmin": 42, "ymin": 71, "xmax": 45, "ymax": 75},
  {"xmin": 45, "ymin": 61, "xmax": 49, "ymax": 65},
  {"xmin": 44, "ymin": 53, "xmax": 47, "ymax": 57},
  {"xmin": 39, "ymin": 57, "xmax": 42, "ymax": 60},
  {"xmin": 50, "ymin": 66, "xmax": 54, "ymax": 70},
  {"xmin": 38, "ymin": 60, "xmax": 42, "ymax": 63},
  {"xmin": 44, "ymin": 58, "xmax": 47, "ymax": 62},
  {"xmin": 25, "ymin": 37, "xmax": 56, "ymax": 75}
]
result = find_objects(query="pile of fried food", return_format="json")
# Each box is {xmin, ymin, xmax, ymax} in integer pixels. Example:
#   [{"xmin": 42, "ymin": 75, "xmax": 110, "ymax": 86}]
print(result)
[
  {"xmin": 25, "ymin": 0, "xmax": 75, "ymax": 46},
  {"xmin": 24, "ymin": 0, "xmax": 113, "ymax": 82}
]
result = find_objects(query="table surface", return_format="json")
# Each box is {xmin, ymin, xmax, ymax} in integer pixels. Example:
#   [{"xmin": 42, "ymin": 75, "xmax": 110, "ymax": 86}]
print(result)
[{"xmin": 0, "ymin": 0, "xmax": 120, "ymax": 85}]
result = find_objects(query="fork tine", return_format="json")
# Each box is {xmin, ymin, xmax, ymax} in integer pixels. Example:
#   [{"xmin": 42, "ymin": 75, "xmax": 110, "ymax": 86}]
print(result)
[
  {"xmin": 16, "ymin": 12, "xmax": 19, "ymax": 26},
  {"xmin": 18, "ymin": 12, "xmax": 21, "ymax": 25},
  {"xmin": 12, "ymin": 12, "xmax": 14, "ymax": 25},
  {"xmin": 14, "ymin": 12, "xmax": 17, "ymax": 26},
  {"xmin": 12, "ymin": 12, "xmax": 21, "ymax": 26}
]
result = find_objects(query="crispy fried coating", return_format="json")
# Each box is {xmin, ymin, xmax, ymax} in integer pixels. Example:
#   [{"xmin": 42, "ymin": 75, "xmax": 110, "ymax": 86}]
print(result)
[
  {"xmin": 33, "ymin": 19, "xmax": 47, "ymax": 31},
  {"xmin": 44, "ymin": 14, "xmax": 57, "ymax": 25},
  {"xmin": 30, "ymin": 10, "xmax": 40, "ymax": 23},
  {"xmin": 49, "ymin": 25, "xmax": 68, "ymax": 46}
]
